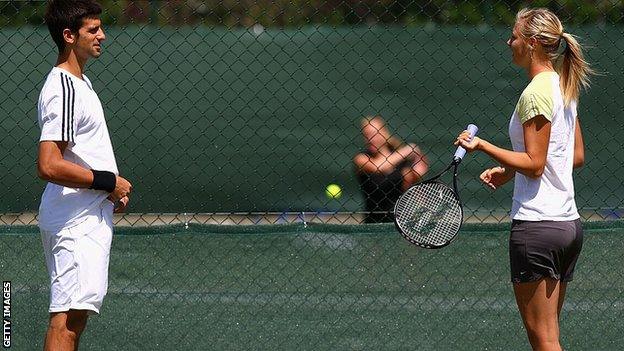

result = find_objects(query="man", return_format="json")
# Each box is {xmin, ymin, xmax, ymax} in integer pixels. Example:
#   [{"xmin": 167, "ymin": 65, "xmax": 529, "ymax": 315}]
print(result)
[{"xmin": 37, "ymin": 1, "xmax": 132, "ymax": 349}]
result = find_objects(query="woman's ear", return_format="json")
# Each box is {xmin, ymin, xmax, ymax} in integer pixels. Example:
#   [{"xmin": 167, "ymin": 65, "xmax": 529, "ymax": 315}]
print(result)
[{"xmin": 527, "ymin": 36, "xmax": 538, "ymax": 50}]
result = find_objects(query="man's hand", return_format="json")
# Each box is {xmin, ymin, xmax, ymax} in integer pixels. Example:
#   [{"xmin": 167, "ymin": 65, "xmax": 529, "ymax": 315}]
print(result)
[
  {"xmin": 113, "ymin": 196, "xmax": 129, "ymax": 213},
  {"xmin": 108, "ymin": 176, "xmax": 132, "ymax": 202}
]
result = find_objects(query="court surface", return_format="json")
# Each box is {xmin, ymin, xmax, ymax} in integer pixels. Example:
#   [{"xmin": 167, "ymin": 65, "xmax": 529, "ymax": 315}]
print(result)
[{"xmin": 2, "ymin": 221, "xmax": 622, "ymax": 350}]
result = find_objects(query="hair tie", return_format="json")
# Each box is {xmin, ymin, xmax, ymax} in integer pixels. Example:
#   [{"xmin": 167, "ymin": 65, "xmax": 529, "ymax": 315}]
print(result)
[{"xmin": 556, "ymin": 35, "xmax": 567, "ymax": 55}]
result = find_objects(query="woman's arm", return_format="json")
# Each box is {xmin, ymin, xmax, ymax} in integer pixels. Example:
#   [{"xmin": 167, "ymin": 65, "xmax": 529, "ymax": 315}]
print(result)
[
  {"xmin": 480, "ymin": 166, "xmax": 515, "ymax": 190},
  {"xmin": 456, "ymin": 115, "xmax": 551, "ymax": 178},
  {"xmin": 573, "ymin": 117, "xmax": 584, "ymax": 168}
]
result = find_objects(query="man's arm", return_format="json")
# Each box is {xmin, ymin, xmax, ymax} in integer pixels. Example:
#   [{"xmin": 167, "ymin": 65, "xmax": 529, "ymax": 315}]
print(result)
[
  {"xmin": 402, "ymin": 146, "xmax": 429, "ymax": 190},
  {"xmin": 37, "ymin": 141, "xmax": 94, "ymax": 187},
  {"xmin": 354, "ymin": 144, "xmax": 419, "ymax": 174},
  {"xmin": 37, "ymin": 140, "xmax": 132, "ymax": 201}
]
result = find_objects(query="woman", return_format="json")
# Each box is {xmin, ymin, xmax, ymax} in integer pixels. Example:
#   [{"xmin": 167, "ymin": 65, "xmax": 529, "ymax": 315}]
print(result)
[
  {"xmin": 354, "ymin": 115, "xmax": 428, "ymax": 223},
  {"xmin": 455, "ymin": 8, "xmax": 593, "ymax": 351}
]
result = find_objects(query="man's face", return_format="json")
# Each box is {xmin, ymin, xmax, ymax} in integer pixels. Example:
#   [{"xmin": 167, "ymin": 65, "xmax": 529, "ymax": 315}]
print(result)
[{"xmin": 73, "ymin": 17, "xmax": 106, "ymax": 59}]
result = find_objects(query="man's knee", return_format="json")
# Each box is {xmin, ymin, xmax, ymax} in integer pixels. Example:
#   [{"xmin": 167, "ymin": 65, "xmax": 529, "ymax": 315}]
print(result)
[
  {"xmin": 66, "ymin": 310, "xmax": 89, "ymax": 334},
  {"xmin": 49, "ymin": 310, "xmax": 89, "ymax": 337}
]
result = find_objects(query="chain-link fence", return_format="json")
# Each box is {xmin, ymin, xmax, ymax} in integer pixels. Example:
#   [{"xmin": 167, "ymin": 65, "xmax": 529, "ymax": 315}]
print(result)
[
  {"xmin": 1, "ymin": 1, "xmax": 624, "ymax": 350},
  {"xmin": 1, "ymin": 0, "xmax": 623, "ymax": 225}
]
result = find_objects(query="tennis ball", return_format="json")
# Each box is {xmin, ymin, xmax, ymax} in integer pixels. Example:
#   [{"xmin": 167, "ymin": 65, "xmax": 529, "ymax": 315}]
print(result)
[{"xmin": 325, "ymin": 184, "xmax": 342, "ymax": 199}]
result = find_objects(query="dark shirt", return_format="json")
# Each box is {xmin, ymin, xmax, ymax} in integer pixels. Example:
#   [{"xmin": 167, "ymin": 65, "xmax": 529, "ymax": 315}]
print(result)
[{"xmin": 357, "ymin": 152, "xmax": 411, "ymax": 223}]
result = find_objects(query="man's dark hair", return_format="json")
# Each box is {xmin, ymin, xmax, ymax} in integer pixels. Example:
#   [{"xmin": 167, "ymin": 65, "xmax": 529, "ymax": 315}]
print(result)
[{"xmin": 44, "ymin": 0, "xmax": 103, "ymax": 52}]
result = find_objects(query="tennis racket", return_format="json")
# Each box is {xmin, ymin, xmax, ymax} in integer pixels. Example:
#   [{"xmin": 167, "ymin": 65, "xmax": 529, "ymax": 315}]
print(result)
[{"xmin": 394, "ymin": 124, "xmax": 478, "ymax": 249}]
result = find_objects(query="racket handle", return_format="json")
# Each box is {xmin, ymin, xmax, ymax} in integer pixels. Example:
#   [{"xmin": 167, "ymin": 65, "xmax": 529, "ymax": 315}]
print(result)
[{"xmin": 453, "ymin": 124, "xmax": 479, "ymax": 163}]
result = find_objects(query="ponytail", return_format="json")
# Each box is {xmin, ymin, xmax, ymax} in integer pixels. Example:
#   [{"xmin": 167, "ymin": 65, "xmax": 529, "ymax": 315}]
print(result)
[{"xmin": 558, "ymin": 32, "xmax": 594, "ymax": 106}]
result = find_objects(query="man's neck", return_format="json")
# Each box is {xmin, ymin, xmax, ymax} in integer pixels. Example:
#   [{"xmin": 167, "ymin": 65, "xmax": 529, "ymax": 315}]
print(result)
[{"xmin": 55, "ymin": 50, "xmax": 86, "ymax": 79}]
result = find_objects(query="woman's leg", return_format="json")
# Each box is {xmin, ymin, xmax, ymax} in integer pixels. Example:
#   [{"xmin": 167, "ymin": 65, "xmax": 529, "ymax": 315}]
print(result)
[
  {"xmin": 557, "ymin": 282, "xmax": 567, "ymax": 319},
  {"xmin": 513, "ymin": 278, "xmax": 563, "ymax": 351}
]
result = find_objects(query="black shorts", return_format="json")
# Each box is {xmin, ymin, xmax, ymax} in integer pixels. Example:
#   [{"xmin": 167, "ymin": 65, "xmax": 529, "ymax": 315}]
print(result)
[{"xmin": 509, "ymin": 219, "xmax": 583, "ymax": 283}]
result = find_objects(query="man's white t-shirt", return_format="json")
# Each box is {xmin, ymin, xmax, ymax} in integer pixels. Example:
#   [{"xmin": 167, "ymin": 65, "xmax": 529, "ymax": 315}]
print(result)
[
  {"xmin": 508, "ymin": 71, "xmax": 579, "ymax": 221},
  {"xmin": 37, "ymin": 67, "xmax": 118, "ymax": 231}
]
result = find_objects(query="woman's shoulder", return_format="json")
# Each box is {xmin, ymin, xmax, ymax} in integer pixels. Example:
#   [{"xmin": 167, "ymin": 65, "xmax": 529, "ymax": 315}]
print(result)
[
  {"xmin": 516, "ymin": 72, "xmax": 560, "ymax": 123},
  {"xmin": 520, "ymin": 72, "xmax": 559, "ymax": 99}
]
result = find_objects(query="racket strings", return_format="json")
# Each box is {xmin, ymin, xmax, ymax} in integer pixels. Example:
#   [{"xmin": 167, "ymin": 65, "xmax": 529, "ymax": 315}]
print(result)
[{"xmin": 395, "ymin": 182, "xmax": 462, "ymax": 247}]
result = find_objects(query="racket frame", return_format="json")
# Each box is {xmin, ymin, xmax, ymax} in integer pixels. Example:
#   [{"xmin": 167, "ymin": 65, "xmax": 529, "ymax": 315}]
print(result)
[{"xmin": 393, "ymin": 158, "xmax": 464, "ymax": 249}]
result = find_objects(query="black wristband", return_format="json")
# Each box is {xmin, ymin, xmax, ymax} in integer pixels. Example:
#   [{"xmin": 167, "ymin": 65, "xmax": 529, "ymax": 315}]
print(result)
[{"xmin": 90, "ymin": 170, "xmax": 116, "ymax": 193}]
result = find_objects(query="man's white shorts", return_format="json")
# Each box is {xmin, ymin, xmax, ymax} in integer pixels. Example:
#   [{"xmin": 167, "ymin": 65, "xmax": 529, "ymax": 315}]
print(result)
[{"xmin": 40, "ymin": 201, "xmax": 114, "ymax": 315}]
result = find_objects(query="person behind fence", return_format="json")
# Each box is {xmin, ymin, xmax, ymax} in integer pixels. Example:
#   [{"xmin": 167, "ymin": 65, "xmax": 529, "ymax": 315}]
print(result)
[
  {"xmin": 37, "ymin": 1, "xmax": 132, "ymax": 350},
  {"xmin": 354, "ymin": 115, "xmax": 428, "ymax": 223},
  {"xmin": 454, "ymin": 8, "xmax": 592, "ymax": 351}
]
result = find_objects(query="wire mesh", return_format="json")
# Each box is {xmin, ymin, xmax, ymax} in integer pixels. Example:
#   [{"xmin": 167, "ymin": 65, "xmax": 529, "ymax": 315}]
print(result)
[
  {"xmin": 1, "ymin": 0, "xmax": 623, "ymax": 225},
  {"xmin": 1, "ymin": 2, "xmax": 623, "ymax": 350}
]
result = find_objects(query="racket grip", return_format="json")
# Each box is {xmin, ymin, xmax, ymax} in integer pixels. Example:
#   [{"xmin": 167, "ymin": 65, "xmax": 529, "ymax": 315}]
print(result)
[{"xmin": 453, "ymin": 124, "xmax": 479, "ymax": 162}]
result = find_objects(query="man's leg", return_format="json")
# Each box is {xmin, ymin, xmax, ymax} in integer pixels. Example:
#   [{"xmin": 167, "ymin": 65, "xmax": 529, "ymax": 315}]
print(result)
[
  {"xmin": 44, "ymin": 310, "xmax": 89, "ymax": 351},
  {"xmin": 41, "ymin": 208, "xmax": 113, "ymax": 350}
]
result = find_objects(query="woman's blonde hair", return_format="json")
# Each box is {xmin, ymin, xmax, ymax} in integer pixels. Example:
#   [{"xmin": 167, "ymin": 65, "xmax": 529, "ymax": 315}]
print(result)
[
  {"xmin": 516, "ymin": 8, "xmax": 594, "ymax": 106},
  {"xmin": 361, "ymin": 115, "xmax": 403, "ymax": 150}
]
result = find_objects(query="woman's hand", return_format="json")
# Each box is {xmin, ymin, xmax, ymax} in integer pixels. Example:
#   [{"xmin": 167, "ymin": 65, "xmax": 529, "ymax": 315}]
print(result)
[
  {"xmin": 454, "ymin": 130, "xmax": 481, "ymax": 152},
  {"xmin": 480, "ymin": 166, "xmax": 513, "ymax": 190}
]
